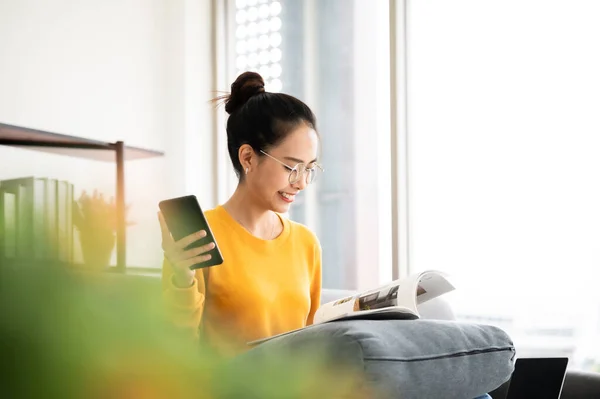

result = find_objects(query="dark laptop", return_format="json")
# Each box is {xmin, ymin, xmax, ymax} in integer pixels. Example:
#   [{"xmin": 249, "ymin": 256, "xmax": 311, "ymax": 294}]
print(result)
[{"xmin": 505, "ymin": 357, "xmax": 569, "ymax": 399}]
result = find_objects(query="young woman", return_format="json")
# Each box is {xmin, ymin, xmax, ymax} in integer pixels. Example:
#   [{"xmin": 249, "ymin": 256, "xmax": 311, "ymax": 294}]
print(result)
[{"xmin": 159, "ymin": 72, "xmax": 323, "ymax": 357}]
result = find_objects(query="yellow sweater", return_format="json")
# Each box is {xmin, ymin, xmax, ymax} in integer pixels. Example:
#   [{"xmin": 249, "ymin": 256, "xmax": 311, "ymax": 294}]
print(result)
[{"xmin": 162, "ymin": 205, "xmax": 322, "ymax": 357}]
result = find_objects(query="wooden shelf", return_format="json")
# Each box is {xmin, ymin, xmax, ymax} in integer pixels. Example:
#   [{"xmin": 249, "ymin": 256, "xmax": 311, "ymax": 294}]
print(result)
[
  {"xmin": 0, "ymin": 122, "xmax": 163, "ymax": 161},
  {"xmin": 0, "ymin": 122, "xmax": 165, "ymax": 272}
]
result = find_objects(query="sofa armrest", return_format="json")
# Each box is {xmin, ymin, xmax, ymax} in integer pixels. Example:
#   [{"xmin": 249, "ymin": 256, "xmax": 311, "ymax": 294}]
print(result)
[
  {"xmin": 562, "ymin": 370, "xmax": 600, "ymax": 399},
  {"xmin": 242, "ymin": 319, "xmax": 515, "ymax": 399}
]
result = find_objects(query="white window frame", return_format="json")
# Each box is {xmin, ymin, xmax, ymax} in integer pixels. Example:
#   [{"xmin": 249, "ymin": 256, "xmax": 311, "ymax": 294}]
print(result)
[{"xmin": 389, "ymin": 0, "xmax": 410, "ymax": 280}]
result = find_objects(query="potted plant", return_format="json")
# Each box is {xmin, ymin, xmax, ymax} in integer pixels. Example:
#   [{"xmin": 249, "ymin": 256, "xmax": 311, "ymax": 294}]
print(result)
[{"xmin": 73, "ymin": 190, "xmax": 133, "ymax": 270}]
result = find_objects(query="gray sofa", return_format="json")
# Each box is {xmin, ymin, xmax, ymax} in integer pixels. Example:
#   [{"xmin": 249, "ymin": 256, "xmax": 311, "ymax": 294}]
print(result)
[
  {"xmin": 239, "ymin": 289, "xmax": 514, "ymax": 398},
  {"xmin": 318, "ymin": 289, "xmax": 600, "ymax": 399},
  {"xmin": 111, "ymin": 274, "xmax": 600, "ymax": 398},
  {"xmin": 243, "ymin": 318, "xmax": 516, "ymax": 398}
]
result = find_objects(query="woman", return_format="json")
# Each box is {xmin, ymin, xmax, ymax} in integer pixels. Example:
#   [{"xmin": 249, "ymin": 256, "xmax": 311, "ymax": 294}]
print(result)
[{"xmin": 159, "ymin": 71, "xmax": 323, "ymax": 357}]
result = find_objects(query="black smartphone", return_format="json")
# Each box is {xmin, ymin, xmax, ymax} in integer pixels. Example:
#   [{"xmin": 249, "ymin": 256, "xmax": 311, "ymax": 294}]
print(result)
[{"xmin": 158, "ymin": 195, "xmax": 224, "ymax": 269}]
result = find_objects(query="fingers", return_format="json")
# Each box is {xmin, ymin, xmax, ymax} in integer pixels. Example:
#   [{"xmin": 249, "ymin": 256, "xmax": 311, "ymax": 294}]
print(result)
[
  {"xmin": 168, "ymin": 242, "xmax": 215, "ymax": 264},
  {"xmin": 180, "ymin": 253, "xmax": 213, "ymax": 270},
  {"xmin": 157, "ymin": 211, "xmax": 172, "ymax": 243},
  {"xmin": 180, "ymin": 242, "xmax": 215, "ymax": 260},
  {"xmin": 175, "ymin": 230, "xmax": 207, "ymax": 250},
  {"xmin": 158, "ymin": 210, "xmax": 213, "ymax": 269}
]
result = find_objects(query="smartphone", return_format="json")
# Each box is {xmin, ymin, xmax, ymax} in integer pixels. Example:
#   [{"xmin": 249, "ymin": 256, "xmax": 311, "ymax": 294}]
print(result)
[{"xmin": 158, "ymin": 195, "xmax": 224, "ymax": 269}]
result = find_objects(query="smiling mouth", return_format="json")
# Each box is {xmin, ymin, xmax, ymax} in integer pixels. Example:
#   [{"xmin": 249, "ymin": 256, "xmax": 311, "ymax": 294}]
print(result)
[{"xmin": 279, "ymin": 191, "xmax": 295, "ymax": 202}]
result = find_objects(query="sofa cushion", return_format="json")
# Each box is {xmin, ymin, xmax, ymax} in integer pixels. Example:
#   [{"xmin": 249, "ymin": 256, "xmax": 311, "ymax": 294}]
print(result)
[{"xmin": 243, "ymin": 319, "xmax": 515, "ymax": 399}]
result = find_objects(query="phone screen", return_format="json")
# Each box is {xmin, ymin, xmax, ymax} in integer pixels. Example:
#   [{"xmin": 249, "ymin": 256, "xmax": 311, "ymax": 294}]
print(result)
[{"xmin": 158, "ymin": 195, "xmax": 224, "ymax": 268}]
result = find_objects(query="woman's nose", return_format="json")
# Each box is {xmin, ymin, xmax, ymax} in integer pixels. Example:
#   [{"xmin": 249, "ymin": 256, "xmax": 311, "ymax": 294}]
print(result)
[{"xmin": 292, "ymin": 175, "xmax": 308, "ymax": 191}]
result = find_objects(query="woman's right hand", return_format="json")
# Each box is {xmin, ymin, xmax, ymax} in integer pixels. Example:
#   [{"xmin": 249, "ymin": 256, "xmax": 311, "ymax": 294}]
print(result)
[{"xmin": 158, "ymin": 211, "xmax": 215, "ymax": 288}]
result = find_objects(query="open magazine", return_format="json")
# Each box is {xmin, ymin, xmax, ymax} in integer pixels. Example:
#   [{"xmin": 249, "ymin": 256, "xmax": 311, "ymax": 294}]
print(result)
[{"xmin": 248, "ymin": 269, "xmax": 455, "ymax": 345}]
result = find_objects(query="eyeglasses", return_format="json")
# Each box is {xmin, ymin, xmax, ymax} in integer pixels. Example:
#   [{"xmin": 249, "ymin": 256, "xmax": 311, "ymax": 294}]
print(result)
[{"xmin": 260, "ymin": 150, "xmax": 324, "ymax": 185}]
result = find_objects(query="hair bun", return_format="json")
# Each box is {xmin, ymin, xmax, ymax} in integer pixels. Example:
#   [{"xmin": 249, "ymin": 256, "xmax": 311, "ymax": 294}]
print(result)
[{"xmin": 225, "ymin": 71, "xmax": 266, "ymax": 115}]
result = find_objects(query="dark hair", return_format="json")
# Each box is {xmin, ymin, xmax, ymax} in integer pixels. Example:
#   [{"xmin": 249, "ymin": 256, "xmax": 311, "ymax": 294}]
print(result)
[{"xmin": 222, "ymin": 71, "xmax": 317, "ymax": 178}]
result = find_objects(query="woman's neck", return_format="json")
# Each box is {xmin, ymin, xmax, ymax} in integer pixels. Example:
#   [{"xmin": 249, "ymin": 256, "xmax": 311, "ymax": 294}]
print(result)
[{"xmin": 222, "ymin": 183, "xmax": 280, "ymax": 239}]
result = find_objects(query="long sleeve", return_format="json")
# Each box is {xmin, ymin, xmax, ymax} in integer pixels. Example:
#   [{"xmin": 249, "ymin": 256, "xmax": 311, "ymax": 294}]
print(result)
[
  {"xmin": 161, "ymin": 258, "xmax": 206, "ymax": 341},
  {"xmin": 158, "ymin": 206, "xmax": 325, "ymax": 356},
  {"xmin": 306, "ymin": 241, "xmax": 322, "ymax": 326}
]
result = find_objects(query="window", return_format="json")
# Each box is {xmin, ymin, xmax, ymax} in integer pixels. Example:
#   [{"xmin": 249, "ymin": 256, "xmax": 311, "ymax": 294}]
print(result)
[
  {"xmin": 405, "ymin": 0, "xmax": 600, "ymax": 371},
  {"xmin": 218, "ymin": 0, "xmax": 600, "ymax": 372},
  {"xmin": 219, "ymin": 0, "xmax": 392, "ymax": 290}
]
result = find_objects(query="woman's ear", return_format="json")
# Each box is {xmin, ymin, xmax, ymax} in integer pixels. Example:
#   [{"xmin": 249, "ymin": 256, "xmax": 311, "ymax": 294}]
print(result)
[{"xmin": 238, "ymin": 144, "xmax": 255, "ymax": 173}]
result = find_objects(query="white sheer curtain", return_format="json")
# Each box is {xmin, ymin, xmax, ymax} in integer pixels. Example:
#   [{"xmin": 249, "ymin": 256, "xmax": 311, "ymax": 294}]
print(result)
[{"xmin": 405, "ymin": 0, "xmax": 600, "ymax": 371}]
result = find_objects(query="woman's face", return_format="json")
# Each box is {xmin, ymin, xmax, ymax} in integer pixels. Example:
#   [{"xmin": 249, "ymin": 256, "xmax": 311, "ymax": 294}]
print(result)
[{"xmin": 248, "ymin": 123, "xmax": 320, "ymax": 213}]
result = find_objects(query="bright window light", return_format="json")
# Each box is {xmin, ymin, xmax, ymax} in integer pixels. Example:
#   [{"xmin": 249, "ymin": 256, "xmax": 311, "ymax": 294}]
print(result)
[
  {"xmin": 259, "ymin": 65, "xmax": 271, "ymax": 79},
  {"xmin": 258, "ymin": 34, "xmax": 269, "ymax": 49},
  {"xmin": 247, "ymin": 53, "xmax": 258, "ymax": 67},
  {"xmin": 236, "ymin": 10, "xmax": 246, "ymax": 24},
  {"xmin": 270, "ymin": 1, "xmax": 281, "ymax": 16},
  {"xmin": 236, "ymin": 55, "xmax": 247, "ymax": 70},
  {"xmin": 259, "ymin": 50, "xmax": 270, "ymax": 64},
  {"xmin": 259, "ymin": 4, "xmax": 270, "ymax": 19},
  {"xmin": 270, "ymin": 17, "xmax": 281, "ymax": 32},
  {"xmin": 247, "ymin": 37, "xmax": 258, "ymax": 52},
  {"xmin": 247, "ymin": 22, "xmax": 258, "ymax": 36},
  {"xmin": 269, "ymin": 78, "xmax": 282, "ymax": 92},
  {"xmin": 269, "ymin": 32, "xmax": 282, "ymax": 47},
  {"xmin": 236, "ymin": 40, "xmax": 247, "ymax": 54},
  {"xmin": 247, "ymin": 7, "xmax": 258, "ymax": 22},
  {"xmin": 259, "ymin": 20, "xmax": 270, "ymax": 34},
  {"xmin": 236, "ymin": 25, "xmax": 247, "ymax": 39},
  {"xmin": 270, "ymin": 63, "xmax": 281, "ymax": 78},
  {"xmin": 270, "ymin": 48, "xmax": 281, "ymax": 63},
  {"xmin": 234, "ymin": 0, "xmax": 283, "ymax": 93}
]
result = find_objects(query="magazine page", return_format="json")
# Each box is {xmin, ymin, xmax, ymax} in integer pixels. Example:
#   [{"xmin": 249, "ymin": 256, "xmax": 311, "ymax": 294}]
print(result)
[
  {"xmin": 394, "ymin": 270, "xmax": 455, "ymax": 311},
  {"xmin": 313, "ymin": 293, "xmax": 361, "ymax": 324},
  {"xmin": 320, "ymin": 306, "xmax": 419, "ymax": 323},
  {"xmin": 313, "ymin": 280, "xmax": 402, "ymax": 324},
  {"xmin": 413, "ymin": 270, "xmax": 455, "ymax": 305},
  {"xmin": 314, "ymin": 277, "xmax": 416, "ymax": 324},
  {"xmin": 315, "ymin": 270, "xmax": 455, "ymax": 324},
  {"xmin": 392, "ymin": 273, "xmax": 422, "ymax": 314}
]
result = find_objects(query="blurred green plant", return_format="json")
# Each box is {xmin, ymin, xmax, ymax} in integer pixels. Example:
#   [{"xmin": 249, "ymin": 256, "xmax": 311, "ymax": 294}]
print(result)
[
  {"xmin": 0, "ymin": 262, "xmax": 375, "ymax": 398},
  {"xmin": 72, "ymin": 190, "xmax": 134, "ymax": 269},
  {"xmin": 72, "ymin": 190, "xmax": 134, "ymax": 233}
]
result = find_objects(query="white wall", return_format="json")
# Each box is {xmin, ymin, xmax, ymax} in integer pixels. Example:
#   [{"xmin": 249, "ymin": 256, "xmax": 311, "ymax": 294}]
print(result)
[{"xmin": 0, "ymin": 0, "xmax": 215, "ymax": 268}]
